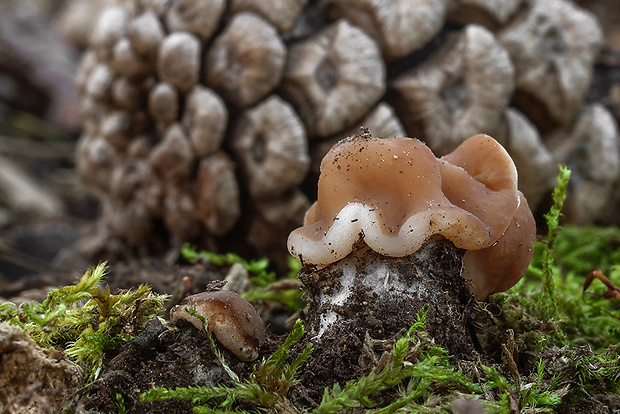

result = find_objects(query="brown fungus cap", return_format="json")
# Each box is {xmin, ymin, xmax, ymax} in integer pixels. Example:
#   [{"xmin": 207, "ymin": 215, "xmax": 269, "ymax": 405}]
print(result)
[
  {"xmin": 288, "ymin": 133, "xmax": 535, "ymax": 300},
  {"xmin": 170, "ymin": 290, "xmax": 266, "ymax": 362}
]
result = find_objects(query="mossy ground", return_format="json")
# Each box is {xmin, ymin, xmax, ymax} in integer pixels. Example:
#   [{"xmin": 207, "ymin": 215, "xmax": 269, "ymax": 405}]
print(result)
[{"xmin": 2, "ymin": 171, "xmax": 620, "ymax": 413}]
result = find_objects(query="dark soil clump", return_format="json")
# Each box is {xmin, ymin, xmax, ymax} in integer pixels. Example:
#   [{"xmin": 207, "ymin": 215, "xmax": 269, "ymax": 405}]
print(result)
[
  {"xmin": 294, "ymin": 237, "xmax": 477, "ymax": 402},
  {"xmin": 71, "ymin": 317, "xmax": 256, "ymax": 414}
]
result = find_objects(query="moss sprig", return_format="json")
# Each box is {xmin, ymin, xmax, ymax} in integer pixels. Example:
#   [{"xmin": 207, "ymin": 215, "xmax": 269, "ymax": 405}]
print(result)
[
  {"xmin": 503, "ymin": 165, "xmax": 620, "ymax": 351},
  {"xmin": 540, "ymin": 165, "xmax": 571, "ymax": 320}
]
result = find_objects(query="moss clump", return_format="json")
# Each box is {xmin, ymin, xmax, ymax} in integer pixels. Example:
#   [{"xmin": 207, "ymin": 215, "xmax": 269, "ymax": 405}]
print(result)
[{"xmin": 0, "ymin": 263, "xmax": 169, "ymax": 377}]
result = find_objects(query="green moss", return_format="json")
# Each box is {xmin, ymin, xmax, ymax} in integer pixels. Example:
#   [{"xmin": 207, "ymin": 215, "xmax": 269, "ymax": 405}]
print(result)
[
  {"xmin": 540, "ymin": 165, "xmax": 571, "ymax": 320},
  {"xmin": 143, "ymin": 166, "xmax": 620, "ymax": 413},
  {"xmin": 489, "ymin": 164, "xmax": 620, "ymax": 352},
  {"xmin": 116, "ymin": 393, "xmax": 127, "ymax": 414},
  {"xmin": 139, "ymin": 308, "xmax": 574, "ymax": 413},
  {"xmin": 0, "ymin": 263, "xmax": 169, "ymax": 377},
  {"xmin": 4, "ymin": 166, "xmax": 619, "ymax": 412},
  {"xmin": 181, "ymin": 244, "xmax": 277, "ymax": 286},
  {"xmin": 500, "ymin": 226, "xmax": 620, "ymax": 351},
  {"xmin": 313, "ymin": 308, "xmax": 478, "ymax": 414}
]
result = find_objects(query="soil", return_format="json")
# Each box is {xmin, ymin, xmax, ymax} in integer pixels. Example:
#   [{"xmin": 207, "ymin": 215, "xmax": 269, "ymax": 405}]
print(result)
[
  {"xmin": 66, "ymin": 317, "xmax": 271, "ymax": 414},
  {"xmin": 294, "ymin": 237, "xmax": 477, "ymax": 404}
]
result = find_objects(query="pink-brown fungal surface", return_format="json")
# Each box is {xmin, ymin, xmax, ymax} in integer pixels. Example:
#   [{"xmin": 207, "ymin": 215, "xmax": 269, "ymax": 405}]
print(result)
[
  {"xmin": 288, "ymin": 133, "xmax": 536, "ymax": 300},
  {"xmin": 170, "ymin": 290, "xmax": 266, "ymax": 361}
]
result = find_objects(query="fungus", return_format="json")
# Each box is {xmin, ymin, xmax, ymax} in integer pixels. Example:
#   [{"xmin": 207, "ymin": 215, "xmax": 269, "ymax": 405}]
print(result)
[
  {"xmin": 90, "ymin": 6, "xmax": 128, "ymax": 61},
  {"xmin": 73, "ymin": 0, "xmax": 611, "ymax": 276},
  {"xmin": 75, "ymin": 50, "xmax": 98, "ymax": 93},
  {"xmin": 86, "ymin": 64, "xmax": 115, "ymax": 103},
  {"xmin": 248, "ymin": 188, "xmax": 311, "ymax": 267},
  {"xmin": 149, "ymin": 123, "xmax": 194, "ymax": 183},
  {"xmin": 494, "ymin": 107, "xmax": 556, "ymax": 210},
  {"xmin": 111, "ymin": 77, "xmax": 141, "ymax": 111},
  {"xmin": 170, "ymin": 290, "xmax": 266, "ymax": 362},
  {"xmin": 310, "ymin": 103, "xmax": 406, "ymax": 177},
  {"xmin": 230, "ymin": 96, "xmax": 310, "ymax": 199},
  {"xmin": 324, "ymin": 0, "xmax": 449, "ymax": 62},
  {"xmin": 148, "ymin": 82, "xmax": 179, "ymax": 129},
  {"xmin": 76, "ymin": 135, "xmax": 118, "ymax": 193},
  {"xmin": 127, "ymin": 135, "xmax": 154, "ymax": 159},
  {"xmin": 389, "ymin": 24, "xmax": 514, "ymax": 155},
  {"xmin": 139, "ymin": 0, "xmax": 171, "ymax": 16},
  {"xmin": 288, "ymin": 133, "xmax": 535, "ymax": 373},
  {"xmin": 110, "ymin": 160, "xmax": 145, "ymax": 204},
  {"xmin": 281, "ymin": 19, "xmax": 385, "ymax": 138},
  {"xmin": 498, "ymin": 0, "xmax": 603, "ymax": 128},
  {"xmin": 289, "ymin": 133, "xmax": 533, "ymax": 285},
  {"xmin": 100, "ymin": 110, "xmax": 132, "ymax": 149},
  {"xmin": 127, "ymin": 11, "xmax": 165, "ymax": 62},
  {"xmin": 103, "ymin": 196, "xmax": 154, "ymax": 253},
  {"xmin": 57, "ymin": 0, "xmax": 110, "ymax": 51},
  {"xmin": 162, "ymin": 183, "xmax": 201, "ymax": 244},
  {"xmin": 204, "ymin": 13, "xmax": 286, "ymax": 108},
  {"xmin": 110, "ymin": 38, "xmax": 150, "ymax": 78}
]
